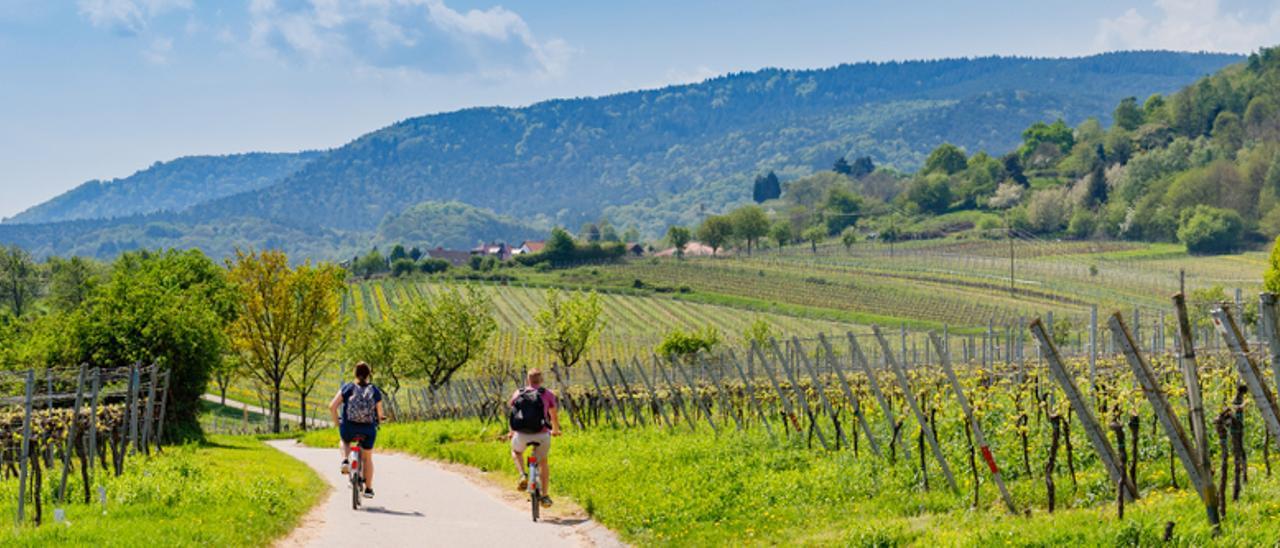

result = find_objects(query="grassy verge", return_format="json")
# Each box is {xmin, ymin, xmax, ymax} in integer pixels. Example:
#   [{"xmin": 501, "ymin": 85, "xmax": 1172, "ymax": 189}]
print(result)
[
  {"xmin": 302, "ymin": 420, "xmax": 1280, "ymax": 546},
  {"xmin": 2, "ymin": 435, "xmax": 325, "ymax": 546}
]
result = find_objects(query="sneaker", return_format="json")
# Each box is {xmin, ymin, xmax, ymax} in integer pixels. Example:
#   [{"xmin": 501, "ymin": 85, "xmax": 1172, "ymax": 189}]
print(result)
[
  {"xmin": 517, "ymin": 475, "xmax": 528, "ymax": 492},
  {"xmin": 539, "ymin": 495, "xmax": 553, "ymax": 508},
  {"xmin": 340, "ymin": 460, "xmax": 349, "ymax": 475},
  {"xmin": 363, "ymin": 488, "xmax": 374, "ymax": 499}
]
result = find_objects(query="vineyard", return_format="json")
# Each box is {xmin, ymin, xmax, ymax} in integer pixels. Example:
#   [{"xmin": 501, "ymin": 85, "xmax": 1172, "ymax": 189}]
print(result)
[
  {"xmin": 378, "ymin": 291, "xmax": 1280, "ymax": 541},
  {"xmin": 1, "ymin": 365, "xmax": 170, "ymax": 527}
]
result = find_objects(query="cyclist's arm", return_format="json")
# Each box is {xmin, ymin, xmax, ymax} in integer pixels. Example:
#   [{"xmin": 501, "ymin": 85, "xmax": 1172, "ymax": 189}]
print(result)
[
  {"xmin": 376, "ymin": 400, "xmax": 386, "ymax": 423},
  {"xmin": 549, "ymin": 403, "xmax": 562, "ymax": 435},
  {"xmin": 328, "ymin": 391, "xmax": 343, "ymax": 425}
]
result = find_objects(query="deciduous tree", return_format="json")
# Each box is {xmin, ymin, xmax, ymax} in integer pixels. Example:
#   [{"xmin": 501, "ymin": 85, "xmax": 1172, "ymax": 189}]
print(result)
[
  {"xmin": 526, "ymin": 289, "xmax": 605, "ymax": 372},
  {"xmin": 396, "ymin": 286, "xmax": 496, "ymax": 389},
  {"xmin": 0, "ymin": 245, "xmax": 40, "ymax": 318}
]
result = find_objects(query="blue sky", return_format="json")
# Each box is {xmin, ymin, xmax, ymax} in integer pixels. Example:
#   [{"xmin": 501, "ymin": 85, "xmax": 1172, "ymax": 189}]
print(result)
[{"xmin": 2, "ymin": 0, "xmax": 1280, "ymax": 219}]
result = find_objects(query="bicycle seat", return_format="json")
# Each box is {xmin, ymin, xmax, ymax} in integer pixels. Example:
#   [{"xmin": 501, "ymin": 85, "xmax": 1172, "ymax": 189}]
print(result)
[{"xmin": 351, "ymin": 435, "xmax": 366, "ymax": 442}]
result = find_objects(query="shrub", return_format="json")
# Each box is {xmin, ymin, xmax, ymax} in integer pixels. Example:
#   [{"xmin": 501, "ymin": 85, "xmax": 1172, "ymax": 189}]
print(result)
[
  {"xmin": 656, "ymin": 326, "xmax": 721, "ymax": 359},
  {"xmin": 419, "ymin": 258, "xmax": 450, "ymax": 274},
  {"xmin": 391, "ymin": 258, "xmax": 416, "ymax": 277},
  {"xmin": 1177, "ymin": 205, "xmax": 1244, "ymax": 254}
]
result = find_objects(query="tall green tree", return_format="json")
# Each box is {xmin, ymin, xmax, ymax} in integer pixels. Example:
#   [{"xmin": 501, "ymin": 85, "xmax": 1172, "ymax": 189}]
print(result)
[
  {"xmin": 526, "ymin": 289, "xmax": 605, "ymax": 371},
  {"xmin": 833, "ymin": 156, "xmax": 853, "ymax": 175},
  {"xmin": 396, "ymin": 285, "xmax": 496, "ymax": 389},
  {"xmin": 1114, "ymin": 96, "xmax": 1144, "ymax": 130},
  {"xmin": 46, "ymin": 256, "xmax": 99, "ymax": 313},
  {"xmin": 751, "ymin": 171, "xmax": 782, "ymax": 203},
  {"xmin": 342, "ymin": 320, "xmax": 405, "ymax": 395},
  {"xmin": 729, "ymin": 205, "xmax": 770, "ymax": 255},
  {"xmin": 822, "ymin": 188, "xmax": 862, "ymax": 234},
  {"xmin": 696, "ymin": 215, "xmax": 735, "ymax": 255},
  {"xmin": 67, "ymin": 249, "xmax": 236, "ymax": 437},
  {"xmin": 0, "ymin": 245, "xmax": 40, "ymax": 318},
  {"xmin": 769, "ymin": 221, "xmax": 791, "ymax": 250},
  {"xmin": 286, "ymin": 262, "xmax": 347, "ymax": 429},
  {"xmin": 850, "ymin": 156, "xmax": 875, "ymax": 179},
  {"xmin": 801, "ymin": 225, "xmax": 826, "ymax": 253},
  {"xmin": 666, "ymin": 226, "xmax": 692, "ymax": 258},
  {"xmin": 924, "ymin": 143, "xmax": 968, "ymax": 175}
]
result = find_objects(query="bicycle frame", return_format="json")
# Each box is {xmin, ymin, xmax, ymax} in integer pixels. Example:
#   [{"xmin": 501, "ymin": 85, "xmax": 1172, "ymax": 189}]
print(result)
[{"xmin": 525, "ymin": 442, "xmax": 541, "ymax": 521}]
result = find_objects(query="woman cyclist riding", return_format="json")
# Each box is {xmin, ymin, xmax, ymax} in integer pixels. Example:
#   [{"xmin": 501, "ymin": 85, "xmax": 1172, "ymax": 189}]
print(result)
[{"xmin": 330, "ymin": 361, "xmax": 385, "ymax": 498}]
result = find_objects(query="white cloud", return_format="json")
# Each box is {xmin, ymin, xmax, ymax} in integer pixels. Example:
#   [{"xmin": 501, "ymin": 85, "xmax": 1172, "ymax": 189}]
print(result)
[
  {"xmin": 77, "ymin": 0, "xmax": 191, "ymax": 35},
  {"xmin": 1095, "ymin": 0, "xmax": 1280, "ymax": 52},
  {"xmin": 142, "ymin": 36, "xmax": 173, "ymax": 64},
  {"xmin": 245, "ymin": 0, "xmax": 572, "ymax": 78}
]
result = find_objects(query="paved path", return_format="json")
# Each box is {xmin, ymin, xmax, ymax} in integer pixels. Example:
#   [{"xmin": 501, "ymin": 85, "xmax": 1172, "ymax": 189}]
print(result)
[
  {"xmin": 269, "ymin": 440, "xmax": 620, "ymax": 548},
  {"xmin": 202, "ymin": 394, "xmax": 331, "ymax": 427}
]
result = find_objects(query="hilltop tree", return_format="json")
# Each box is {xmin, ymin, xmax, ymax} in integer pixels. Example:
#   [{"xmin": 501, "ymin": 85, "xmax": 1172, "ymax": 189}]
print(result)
[
  {"xmin": 396, "ymin": 285, "xmax": 496, "ymax": 389},
  {"xmin": 752, "ymin": 171, "xmax": 781, "ymax": 203},
  {"xmin": 850, "ymin": 156, "xmax": 876, "ymax": 179},
  {"xmin": 905, "ymin": 174, "xmax": 952, "ymax": 214},
  {"xmin": 729, "ymin": 205, "xmax": 770, "ymax": 255},
  {"xmin": 526, "ymin": 289, "xmax": 605, "ymax": 371},
  {"xmin": 833, "ymin": 156, "xmax": 853, "ymax": 176},
  {"xmin": 622, "ymin": 225, "xmax": 642, "ymax": 243},
  {"xmin": 696, "ymin": 215, "xmax": 735, "ymax": 255},
  {"xmin": 1114, "ymin": 96, "xmax": 1144, "ymax": 130},
  {"xmin": 666, "ymin": 226, "xmax": 692, "ymax": 258},
  {"xmin": 408, "ymin": 247, "xmax": 423, "ymax": 261},
  {"xmin": 581, "ymin": 222, "xmax": 602, "ymax": 242},
  {"xmin": 1002, "ymin": 152, "xmax": 1029, "ymax": 187},
  {"xmin": 1020, "ymin": 119, "xmax": 1075, "ymax": 158},
  {"xmin": 389, "ymin": 244, "xmax": 408, "ymax": 262},
  {"xmin": 0, "ymin": 245, "xmax": 40, "ymax": 317},
  {"xmin": 822, "ymin": 187, "xmax": 862, "ymax": 234},
  {"xmin": 924, "ymin": 143, "xmax": 968, "ymax": 175}
]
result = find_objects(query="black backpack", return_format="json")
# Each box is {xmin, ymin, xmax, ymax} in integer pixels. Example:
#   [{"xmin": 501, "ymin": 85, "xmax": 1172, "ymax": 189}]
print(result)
[{"xmin": 509, "ymin": 387, "xmax": 547, "ymax": 434}]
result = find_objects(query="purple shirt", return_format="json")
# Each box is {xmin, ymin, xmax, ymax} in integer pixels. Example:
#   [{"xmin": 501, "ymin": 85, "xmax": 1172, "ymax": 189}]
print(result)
[{"xmin": 509, "ymin": 386, "xmax": 557, "ymax": 432}]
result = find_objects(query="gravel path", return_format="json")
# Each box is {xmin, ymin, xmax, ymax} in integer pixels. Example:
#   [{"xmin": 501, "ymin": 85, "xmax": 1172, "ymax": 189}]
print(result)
[{"xmin": 269, "ymin": 440, "xmax": 622, "ymax": 548}]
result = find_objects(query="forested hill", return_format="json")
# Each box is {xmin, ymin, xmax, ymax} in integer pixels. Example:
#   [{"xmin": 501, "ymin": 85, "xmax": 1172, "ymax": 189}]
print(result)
[
  {"xmin": 6, "ymin": 152, "xmax": 320, "ymax": 224},
  {"xmin": 1, "ymin": 51, "xmax": 1240, "ymax": 259},
  {"xmin": 194, "ymin": 51, "xmax": 1238, "ymax": 235}
]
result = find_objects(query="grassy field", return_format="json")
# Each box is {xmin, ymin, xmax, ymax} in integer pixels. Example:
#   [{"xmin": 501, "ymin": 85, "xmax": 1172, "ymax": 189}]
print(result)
[
  {"xmin": 301, "ymin": 419, "xmax": 1280, "ymax": 546},
  {"xmin": 1, "ymin": 435, "xmax": 324, "ymax": 546}
]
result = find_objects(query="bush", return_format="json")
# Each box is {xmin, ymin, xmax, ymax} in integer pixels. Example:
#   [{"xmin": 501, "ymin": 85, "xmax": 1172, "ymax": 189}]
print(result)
[
  {"xmin": 419, "ymin": 258, "xmax": 450, "ymax": 274},
  {"xmin": 656, "ymin": 326, "xmax": 721, "ymax": 359},
  {"xmin": 1177, "ymin": 205, "xmax": 1244, "ymax": 254},
  {"xmin": 390, "ymin": 258, "xmax": 416, "ymax": 277},
  {"xmin": 1066, "ymin": 209, "xmax": 1097, "ymax": 239}
]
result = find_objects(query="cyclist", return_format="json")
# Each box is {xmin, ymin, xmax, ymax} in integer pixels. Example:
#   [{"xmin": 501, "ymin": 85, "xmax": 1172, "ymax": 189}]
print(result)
[
  {"xmin": 329, "ymin": 361, "xmax": 385, "ymax": 499},
  {"xmin": 508, "ymin": 368, "xmax": 561, "ymax": 507}
]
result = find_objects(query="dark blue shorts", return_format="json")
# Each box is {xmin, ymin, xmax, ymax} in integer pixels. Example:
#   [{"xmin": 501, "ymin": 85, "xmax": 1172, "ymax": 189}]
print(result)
[{"xmin": 340, "ymin": 421, "xmax": 377, "ymax": 449}]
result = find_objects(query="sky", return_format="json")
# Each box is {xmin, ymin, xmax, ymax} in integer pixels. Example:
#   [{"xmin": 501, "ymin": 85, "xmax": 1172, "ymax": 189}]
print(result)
[{"xmin": 2, "ymin": 0, "xmax": 1280, "ymax": 219}]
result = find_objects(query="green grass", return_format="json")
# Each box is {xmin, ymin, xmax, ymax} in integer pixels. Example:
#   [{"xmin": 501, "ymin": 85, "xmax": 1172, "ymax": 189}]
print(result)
[
  {"xmin": 301, "ymin": 419, "xmax": 1280, "ymax": 546},
  {"xmin": 1, "ymin": 435, "xmax": 325, "ymax": 546}
]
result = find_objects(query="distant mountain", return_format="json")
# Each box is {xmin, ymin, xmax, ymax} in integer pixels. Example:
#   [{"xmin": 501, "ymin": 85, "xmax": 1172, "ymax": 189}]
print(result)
[
  {"xmin": 5, "ymin": 152, "xmax": 320, "ymax": 224},
  {"xmin": 1, "ymin": 51, "xmax": 1242, "ymax": 259}
]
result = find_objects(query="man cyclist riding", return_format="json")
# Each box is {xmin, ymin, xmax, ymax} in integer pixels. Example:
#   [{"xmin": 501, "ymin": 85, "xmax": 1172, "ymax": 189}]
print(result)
[
  {"xmin": 330, "ymin": 361, "xmax": 385, "ymax": 499},
  {"xmin": 508, "ymin": 368, "xmax": 561, "ymax": 507}
]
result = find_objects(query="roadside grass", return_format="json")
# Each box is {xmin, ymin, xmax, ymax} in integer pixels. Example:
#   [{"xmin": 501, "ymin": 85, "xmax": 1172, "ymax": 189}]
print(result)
[
  {"xmin": 1, "ymin": 435, "xmax": 324, "ymax": 547},
  {"xmin": 302, "ymin": 420, "xmax": 1280, "ymax": 546}
]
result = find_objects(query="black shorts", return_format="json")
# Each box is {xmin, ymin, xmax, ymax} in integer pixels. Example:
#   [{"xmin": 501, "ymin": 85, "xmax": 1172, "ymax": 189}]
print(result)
[{"xmin": 340, "ymin": 421, "xmax": 377, "ymax": 449}]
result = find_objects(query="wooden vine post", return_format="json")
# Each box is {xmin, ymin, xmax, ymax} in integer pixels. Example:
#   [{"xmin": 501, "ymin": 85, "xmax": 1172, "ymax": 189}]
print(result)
[
  {"xmin": 848, "ymin": 332, "xmax": 909, "ymax": 461},
  {"xmin": 872, "ymin": 326, "xmax": 958, "ymax": 492},
  {"xmin": 629, "ymin": 357, "xmax": 673, "ymax": 430},
  {"xmin": 1109, "ymin": 312, "xmax": 1219, "ymax": 532},
  {"xmin": 1211, "ymin": 307, "xmax": 1280, "ymax": 451},
  {"xmin": 818, "ymin": 334, "xmax": 882, "ymax": 458},
  {"xmin": 726, "ymin": 349, "xmax": 776, "ymax": 443},
  {"xmin": 750, "ymin": 342, "xmax": 800, "ymax": 439},
  {"xmin": 1030, "ymin": 318, "xmax": 1139, "ymax": 502},
  {"xmin": 58, "ymin": 365, "xmax": 88, "ymax": 504},
  {"xmin": 928, "ymin": 332, "xmax": 1017, "ymax": 513},
  {"xmin": 792, "ymin": 337, "xmax": 848, "ymax": 448},
  {"xmin": 769, "ymin": 338, "xmax": 829, "ymax": 450},
  {"xmin": 17, "ymin": 369, "xmax": 34, "ymax": 524}
]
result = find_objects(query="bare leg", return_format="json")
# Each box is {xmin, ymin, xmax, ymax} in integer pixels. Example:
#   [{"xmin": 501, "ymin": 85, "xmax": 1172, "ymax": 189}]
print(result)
[
  {"xmin": 363, "ymin": 448, "xmax": 374, "ymax": 489},
  {"xmin": 511, "ymin": 450, "xmax": 525, "ymax": 476},
  {"xmin": 539, "ymin": 458, "xmax": 549, "ymax": 493},
  {"xmin": 339, "ymin": 439, "xmax": 351, "ymax": 461}
]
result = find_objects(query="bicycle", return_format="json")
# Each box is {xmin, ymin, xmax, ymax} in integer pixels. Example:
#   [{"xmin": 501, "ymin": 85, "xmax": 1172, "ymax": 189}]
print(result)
[
  {"xmin": 524, "ymin": 441, "xmax": 542, "ymax": 522},
  {"xmin": 348, "ymin": 435, "xmax": 367, "ymax": 510}
]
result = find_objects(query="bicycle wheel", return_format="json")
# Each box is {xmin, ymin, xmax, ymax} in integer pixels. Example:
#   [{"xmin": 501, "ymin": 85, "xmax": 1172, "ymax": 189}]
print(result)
[
  {"xmin": 531, "ymin": 486, "xmax": 540, "ymax": 522},
  {"xmin": 352, "ymin": 472, "xmax": 361, "ymax": 510}
]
